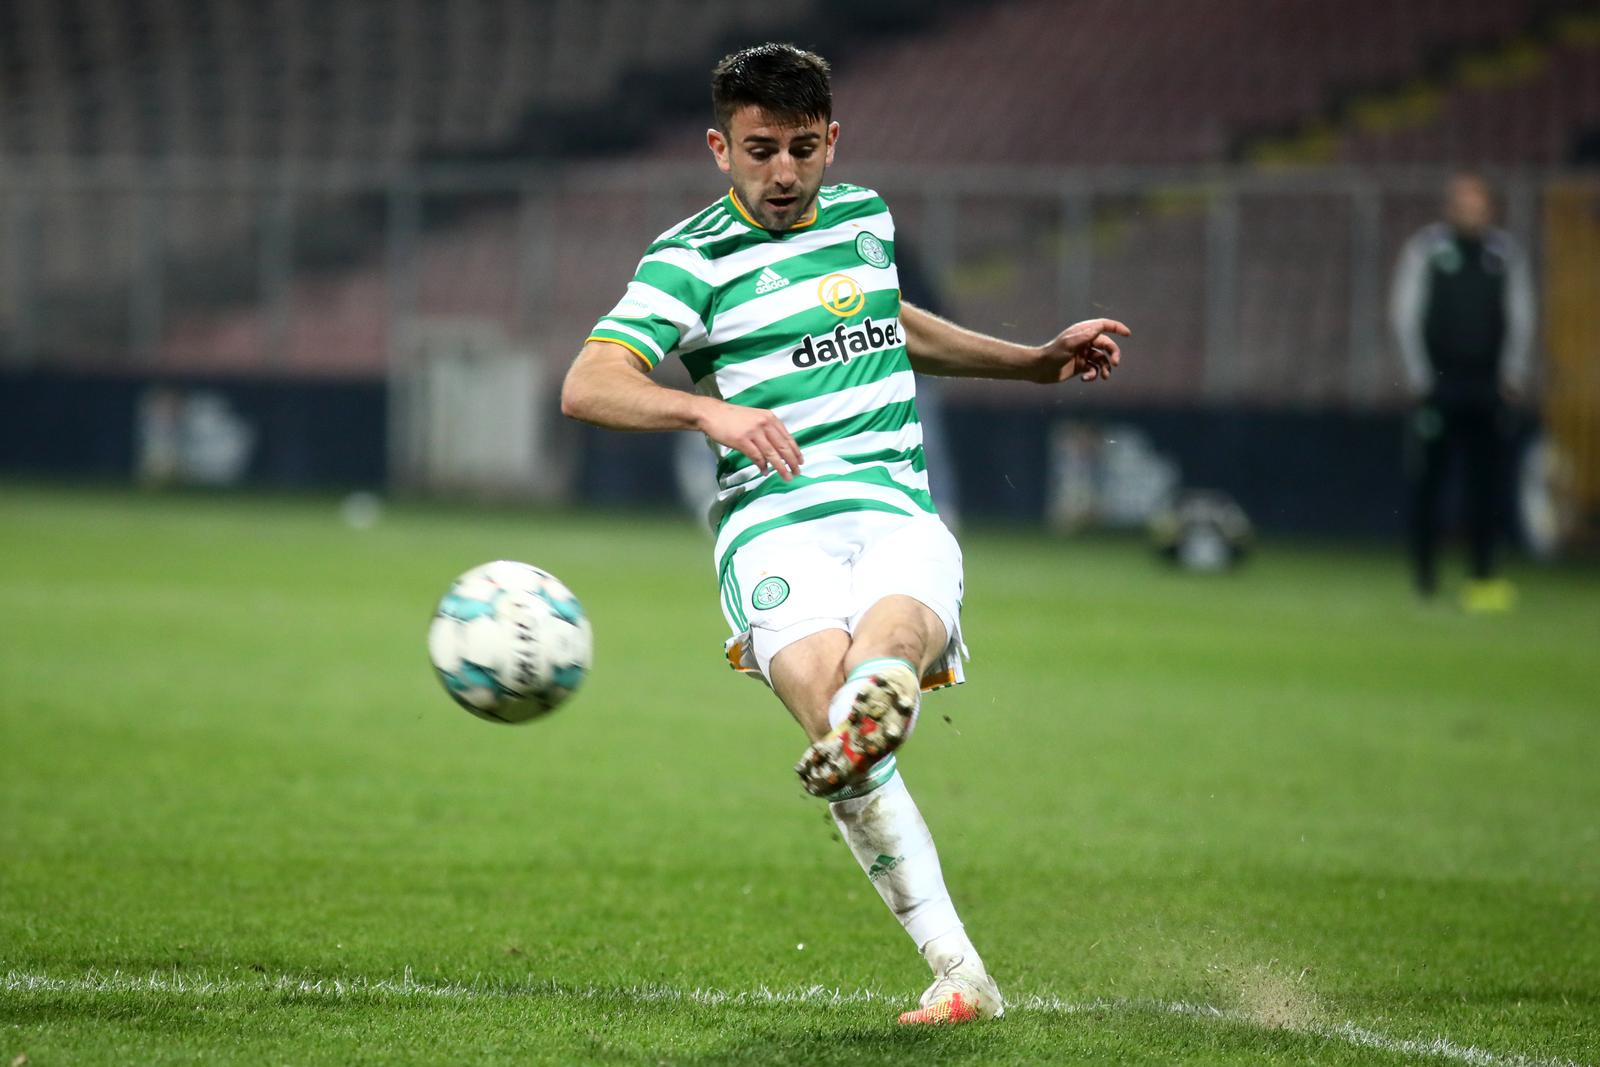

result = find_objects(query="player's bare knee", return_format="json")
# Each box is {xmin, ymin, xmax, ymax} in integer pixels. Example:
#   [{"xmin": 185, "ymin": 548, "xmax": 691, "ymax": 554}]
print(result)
[
  {"xmin": 849, "ymin": 596, "xmax": 947, "ymax": 675},
  {"xmin": 875, "ymin": 625, "xmax": 928, "ymax": 670}
]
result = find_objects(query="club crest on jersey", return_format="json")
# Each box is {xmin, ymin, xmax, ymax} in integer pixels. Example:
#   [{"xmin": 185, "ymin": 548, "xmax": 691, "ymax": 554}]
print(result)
[
  {"xmin": 790, "ymin": 317, "xmax": 902, "ymax": 368},
  {"xmin": 855, "ymin": 232, "xmax": 890, "ymax": 268}
]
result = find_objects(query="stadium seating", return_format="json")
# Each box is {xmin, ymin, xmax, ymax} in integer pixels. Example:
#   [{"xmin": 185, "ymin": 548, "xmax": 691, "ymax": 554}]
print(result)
[
  {"xmin": 1, "ymin": 0, "xmax": 1594, "ymax": 406},
  {"xmin": 0, "ymin": 0, "xmax": 828, "ymax": 159},
  {"xmin": 817, "ymin": 0, "xmax": 1540, "ymax": 166},
  {"xmin": 0, "ymin": 0, "xmax": 825, "ymax": 367},
  {"xmin": 1342, "ymin": 39, "xmax": 1600, "ymax": 165}
]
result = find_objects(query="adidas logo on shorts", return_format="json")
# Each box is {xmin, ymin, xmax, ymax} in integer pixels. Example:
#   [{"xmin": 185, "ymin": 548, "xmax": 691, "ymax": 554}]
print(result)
[{"xmin": 754, "ymin": 267, "xmax": 791, "ymax": 295}]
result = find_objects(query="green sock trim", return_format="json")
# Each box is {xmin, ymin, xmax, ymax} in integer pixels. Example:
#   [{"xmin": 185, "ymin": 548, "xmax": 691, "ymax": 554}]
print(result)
[
  {"xmin": 824, "ymin": 755, "xmax": 898, "ymax": 802},
  {"xmin": 847, "ymin": 657, "xmax": 916, "ymax": 683}
]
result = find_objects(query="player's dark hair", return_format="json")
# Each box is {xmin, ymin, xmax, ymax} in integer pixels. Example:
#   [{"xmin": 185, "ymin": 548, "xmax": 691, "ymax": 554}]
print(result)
[{"xmin": 711, "ymin": 43, "xmax": 832, "ymax": 133}]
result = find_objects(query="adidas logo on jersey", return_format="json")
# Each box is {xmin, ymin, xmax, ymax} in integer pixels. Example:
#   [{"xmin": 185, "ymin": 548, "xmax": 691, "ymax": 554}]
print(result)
[
  {"xmin": 791, "ymin": 316, "xmax": 902, "ymax": 368},
  {"xmin": 754, "ymin": 267, "xmax": 790, "ymax": 295}
]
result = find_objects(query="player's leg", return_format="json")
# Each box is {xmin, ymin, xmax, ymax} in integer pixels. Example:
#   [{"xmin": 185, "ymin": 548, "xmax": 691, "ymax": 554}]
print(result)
[
  {"xmin": 1464, "ymin": 406, "xmax": 1498, "ymax": 580},
  {"xmin": 817, "ymin": 595, "xmax": 1000, "ymax": 1023},
  {"xmin": 794, "ymin": 594, "xmax": 938, "ymax": 796},
  {"xmin": 831, "ymin": 767, "xmax": 1001, "ymax": 1024},
  {"xmin": 766, "ymin": 628, "xmax": 849, "ymax": 741},
  {"xmin": 1408, "ymin": 404, "xmax": 1448, "ymax": 598},
  {"xmin": 732, "ymin": 515, "xmax": 999, "ymax": 1023},
  {"xmin": 766, "ymin": 618, "xmax": 974, "ymax": 982},
  {"xmin": 809, "ymin": 518, "xmax": 1001, "ymax": 1023},
  {"xmin": 761, "ymin": 594, "xmax": 999, "ymax": 1022},
  {"xmin": 1460, "ymin": 406, "xmax": 1515, "ymax": 612},
  {"xmin": 797, "ymin": 512, "xmax": 966, "ymax": 797},
  {"xmin": 845, "ymin": 593, "xmax": 946, "ymax": 678}
]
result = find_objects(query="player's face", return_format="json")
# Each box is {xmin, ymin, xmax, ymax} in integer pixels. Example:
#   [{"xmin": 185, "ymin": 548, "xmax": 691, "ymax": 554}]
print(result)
[
  {"xmin": 708, "ymin": 106, "xmax": 838, "ymax": 232},
  {"xmin": 1445, "ymin": 177, "xmax": 1494, "ymax": 235}
]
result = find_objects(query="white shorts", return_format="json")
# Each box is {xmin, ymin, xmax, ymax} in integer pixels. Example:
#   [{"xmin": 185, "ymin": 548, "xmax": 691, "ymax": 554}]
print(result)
[{"xmin": 720, "ymin": 509, "xmax": 968, "ymax": 692}]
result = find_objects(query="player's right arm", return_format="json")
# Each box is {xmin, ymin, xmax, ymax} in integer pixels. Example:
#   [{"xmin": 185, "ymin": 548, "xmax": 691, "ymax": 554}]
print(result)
[
  {"xmin": 561, "ymin": 341, "xmax": 802, "ymax": 481},
  {"xmin": 1388, "ymin": 229, "xmax": 1436, "ymax": 400}
]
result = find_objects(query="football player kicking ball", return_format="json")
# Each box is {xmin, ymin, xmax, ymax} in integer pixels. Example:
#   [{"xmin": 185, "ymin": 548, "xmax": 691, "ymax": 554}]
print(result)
[{"xmin": 561, "ymin": 43, "xmax": 1128, "ymax": 1026}]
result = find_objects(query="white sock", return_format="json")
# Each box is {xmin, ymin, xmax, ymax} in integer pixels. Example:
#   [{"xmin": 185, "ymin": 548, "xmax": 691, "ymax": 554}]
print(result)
[
  {"xmin": 828, "ymin": 771, "xmax": 984, "ymax": 975},
  {"xmin": 920, "ymin": 926, "xmax": 981, "ymax": 976},
  {"xmin": 826, "ymin": 657, "xmax": 922, "ymax": 735}
]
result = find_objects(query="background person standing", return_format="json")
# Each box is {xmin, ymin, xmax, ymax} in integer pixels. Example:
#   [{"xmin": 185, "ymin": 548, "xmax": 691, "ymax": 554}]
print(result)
[{"xmin": 1390, "ymin": 174, "xmax": 1536, "ymax": 611}]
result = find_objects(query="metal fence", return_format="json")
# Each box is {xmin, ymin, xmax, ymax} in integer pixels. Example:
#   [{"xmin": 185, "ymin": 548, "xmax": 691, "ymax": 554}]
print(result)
[
  {"xmin": 0, "ymin": 162, "xmax": 1584, "ymax": 402},
  {"xmin": 3, "ymin": 161, "xmax": 1596, "ymax": 529}
]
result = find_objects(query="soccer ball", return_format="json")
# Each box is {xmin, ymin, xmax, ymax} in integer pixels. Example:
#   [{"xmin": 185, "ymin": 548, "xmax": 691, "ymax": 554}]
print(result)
[{"xmin": 427, "ymin": 560, "xmax": 593, "ymax": 724}]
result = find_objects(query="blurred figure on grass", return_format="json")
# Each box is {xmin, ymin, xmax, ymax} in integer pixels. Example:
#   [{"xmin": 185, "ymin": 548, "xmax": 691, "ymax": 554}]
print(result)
[{"xmin": 1390, "ymin": 174, "xmax": 1536, "ymax": 612}]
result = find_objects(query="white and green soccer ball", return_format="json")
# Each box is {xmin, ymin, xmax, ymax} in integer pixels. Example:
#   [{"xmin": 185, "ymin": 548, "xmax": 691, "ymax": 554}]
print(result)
[{"xmin": 427, "ymin": 560, "xmax": 593, "ymax": 724}]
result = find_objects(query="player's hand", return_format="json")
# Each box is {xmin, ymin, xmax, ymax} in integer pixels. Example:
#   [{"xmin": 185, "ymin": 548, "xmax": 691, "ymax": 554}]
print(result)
[
  {"xmin": 696, "ymin": 399, "xmax": 803, "ymax": 481},
  {"xmin": 1032, "ymin": 318, "xmax": 1130, "ymax": 384}
]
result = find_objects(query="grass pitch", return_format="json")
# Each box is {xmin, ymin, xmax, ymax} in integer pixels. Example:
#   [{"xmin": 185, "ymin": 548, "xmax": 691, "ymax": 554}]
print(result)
[{"xmin": 1, "ymin": 485, "xmax": 1596, "ymax": 1066}]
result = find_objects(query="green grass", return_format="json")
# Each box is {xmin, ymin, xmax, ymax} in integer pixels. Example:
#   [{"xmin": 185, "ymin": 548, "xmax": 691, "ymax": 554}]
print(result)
[{"xmin": 1, "ymin": 484, "xmax": 1597, "ymax": 1065}]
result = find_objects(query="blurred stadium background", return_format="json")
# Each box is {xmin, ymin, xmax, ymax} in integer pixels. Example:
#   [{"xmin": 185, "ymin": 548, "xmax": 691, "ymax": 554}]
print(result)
[{"xmin": 1, "ymin": 0, "xmax": 1597, "ymax": 547}]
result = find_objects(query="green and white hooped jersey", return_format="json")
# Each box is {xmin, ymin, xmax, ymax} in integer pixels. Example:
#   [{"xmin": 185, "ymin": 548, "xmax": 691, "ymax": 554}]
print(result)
[{"xmin": 587, "ymin": 183, "xmax": 933, "ymax": 587}]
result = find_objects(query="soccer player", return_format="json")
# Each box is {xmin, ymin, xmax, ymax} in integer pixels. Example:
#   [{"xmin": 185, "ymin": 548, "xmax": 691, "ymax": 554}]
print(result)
[{"xmin": 561, "ymin": 43, "xmax": 1128, "ymax": 1025}]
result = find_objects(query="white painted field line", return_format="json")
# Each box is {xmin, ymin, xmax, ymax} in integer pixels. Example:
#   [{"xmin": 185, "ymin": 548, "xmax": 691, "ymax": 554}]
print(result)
[
  {"xmin": 1020, "ymin": 992, "xmax": 1592, "ymax": 1067},
  {"xmin": 2, "ymin": 969, "xmax": 1590, "ymax": 1067}
]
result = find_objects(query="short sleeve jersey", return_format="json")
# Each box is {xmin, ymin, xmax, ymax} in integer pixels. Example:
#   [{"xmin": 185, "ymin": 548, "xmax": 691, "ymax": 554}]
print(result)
[{"xmin": 588, "ymin": 184, "xmax": 934, "ymax": 582}]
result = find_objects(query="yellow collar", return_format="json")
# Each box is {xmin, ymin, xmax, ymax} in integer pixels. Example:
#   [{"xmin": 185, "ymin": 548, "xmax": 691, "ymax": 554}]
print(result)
[{"xmin": 728, "ymin": 188, "xmax": 818, "ymax": 232}]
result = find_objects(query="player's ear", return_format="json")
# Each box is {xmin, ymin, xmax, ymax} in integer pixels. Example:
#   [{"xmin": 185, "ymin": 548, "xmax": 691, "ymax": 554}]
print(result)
[
  {"xmin": 824, "ymin": 121, "xmax": 839, "ymax": 166},
  {"xmin": 707, "ymin": 128, "xmax": 732, "ymax": 174}
]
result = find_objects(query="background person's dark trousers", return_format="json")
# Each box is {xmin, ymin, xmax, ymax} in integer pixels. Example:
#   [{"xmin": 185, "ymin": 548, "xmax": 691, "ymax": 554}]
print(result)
[{"xmin": 1408, "ymin": 402, "xmax": 1505, "ymax": 597}]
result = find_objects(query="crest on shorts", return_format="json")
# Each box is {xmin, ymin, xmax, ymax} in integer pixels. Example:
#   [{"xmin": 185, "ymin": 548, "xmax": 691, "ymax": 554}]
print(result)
[
  {"xmin": 855, "ymin": 232, "xmax": 890, "ymax": 268},
  {"xmin": 752, "ymin": 576, "xmax": 790, "ymax": 610}
]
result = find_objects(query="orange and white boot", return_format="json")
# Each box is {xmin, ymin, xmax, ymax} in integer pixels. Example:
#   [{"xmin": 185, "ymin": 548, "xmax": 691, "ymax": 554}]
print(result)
[{"xmin": 897, "ymin": 958, "xmax": 1005, "ymax": 1025}]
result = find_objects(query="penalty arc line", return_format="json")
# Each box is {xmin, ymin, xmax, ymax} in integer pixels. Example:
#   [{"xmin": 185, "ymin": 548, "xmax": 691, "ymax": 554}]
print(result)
[{"xmin": 1, "ymin": 969, "xmax": 1591, "ymax": 1067}]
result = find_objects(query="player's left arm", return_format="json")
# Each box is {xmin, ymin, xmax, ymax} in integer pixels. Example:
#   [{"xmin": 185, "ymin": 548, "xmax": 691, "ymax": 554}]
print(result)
[
  {"xmin": 899, "ymin": 301, "xmax": 1128, "ymax": 384},
  {"xmin": 1498, "ymin": 238, "xmax": 1537, "ymax": 403}
]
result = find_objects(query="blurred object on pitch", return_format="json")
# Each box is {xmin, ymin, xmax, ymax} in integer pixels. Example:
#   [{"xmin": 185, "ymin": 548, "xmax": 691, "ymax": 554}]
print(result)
[
  {"xmin": 1149, "ymin": 491, "xmax": 1255, "ymax": 572},
  {"xmin": 675, "ymin": 432, "xmax": 719, "ymax": 523},
  {"xmin": 340, "ymin": 492, "xmax": 385, "ymax": 530},
  {"xmin": 136, "ymin": 387, "xmax": 256, "ymax": 487},
  {"xmin": 1048, "ymin": 421, "xmax": 1180, "ymax": 532},
  {"xmin": 390, "ymin": 319, "xmax": 559, "ymax": 502},
  {"xmin": 1518, "ymin": 433, "xmax": 1578, "ymax": 560}
]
